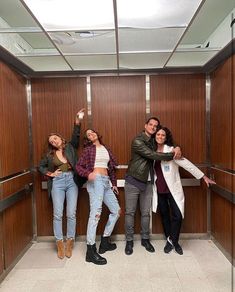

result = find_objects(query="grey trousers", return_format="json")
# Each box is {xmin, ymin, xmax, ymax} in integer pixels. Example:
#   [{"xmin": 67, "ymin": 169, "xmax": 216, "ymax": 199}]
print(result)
[{"xmin": 124, "ymin": 181, "xmax": 153, "ymax": 241}]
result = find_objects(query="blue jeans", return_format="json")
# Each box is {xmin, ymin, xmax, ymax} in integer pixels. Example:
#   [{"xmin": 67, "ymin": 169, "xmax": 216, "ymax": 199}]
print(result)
[
  {"xmin": 51, "ymin": 172, "xmax": 78, "ymax": 240},
  {"xmin": 86, "ymin": 175, "xmax": 120, "ymax": 245}
]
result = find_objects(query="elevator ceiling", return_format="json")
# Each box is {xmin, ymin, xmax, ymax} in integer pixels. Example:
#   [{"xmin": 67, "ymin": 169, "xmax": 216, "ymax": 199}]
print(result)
[{"xmin": 0, "ymin": 0, "xmax": 234, "ymax": 74}]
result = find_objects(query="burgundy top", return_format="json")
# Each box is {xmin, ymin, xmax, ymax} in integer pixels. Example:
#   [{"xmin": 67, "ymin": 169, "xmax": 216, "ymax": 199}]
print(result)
[{"xmin": 154, "ymin": 160, "xmax": 170, "ymax": 194}]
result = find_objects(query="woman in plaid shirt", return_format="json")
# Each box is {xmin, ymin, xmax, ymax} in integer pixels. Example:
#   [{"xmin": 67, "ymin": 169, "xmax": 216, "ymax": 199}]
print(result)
[{"xmin": 76, "ymin": 129, "xmax": 121, "ymax": 265}]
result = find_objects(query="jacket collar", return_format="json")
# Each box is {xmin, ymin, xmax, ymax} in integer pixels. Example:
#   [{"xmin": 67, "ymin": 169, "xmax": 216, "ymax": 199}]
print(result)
[{"xmin": 140, "ymin": 131, "xmax": 152, "ymax": 142}]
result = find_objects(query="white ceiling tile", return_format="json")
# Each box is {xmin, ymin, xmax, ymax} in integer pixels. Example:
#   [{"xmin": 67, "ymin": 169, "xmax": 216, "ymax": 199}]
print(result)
[
  {"xmin": 119, "ymin": 52, "xmax": 171, "ymax": 69},
  {"xmin": 166, "ymin": 50, "xmax": 220, "ymax": 67},
  {"xmin": 66, "ymin": 55, "xmax": 117, "ymax": 70},
  {"xmin": 0, "ymin": 0, "xmax": 233, "ymax": 72},
  {"xmin": 119, "ymin": 28, "xmax": 185, "ymax": 52},
  {"xmin": 23, "ymin": 0, "xmax": 115, "ymax": 30},
  {"xmin": 17, "ymin": 56, "xmax": 71, "ymax": 71},
  {"xmin": 49, "ymin": 31, "xmax": 116, "ymax": 54},
  {"xmin": 117, "ymin": 0, "xmax": 203, "ymax": 28}
]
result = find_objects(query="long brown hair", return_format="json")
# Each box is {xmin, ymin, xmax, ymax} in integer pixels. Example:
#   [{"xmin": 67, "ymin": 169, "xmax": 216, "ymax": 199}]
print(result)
[
  {"xmin": 44, "ymin": 132, "xmax": 67, "ymax": 157},
  {"xmin": 83, "ymin": 129, "xmax": 103, "ymax": 147}
]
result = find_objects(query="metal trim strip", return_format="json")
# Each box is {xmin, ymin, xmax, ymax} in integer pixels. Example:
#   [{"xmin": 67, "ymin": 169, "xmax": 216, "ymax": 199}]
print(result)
[
  {"xmin": 211, "ymin": 185, "xmax": 234, "ymax": 204},
  {"xmin": 0, "ymin": 171, "xmax": 30, "ymax": 184},
  {"xmin": 0, "ymin": 184, "xmax": 33, "ymax": 213}
]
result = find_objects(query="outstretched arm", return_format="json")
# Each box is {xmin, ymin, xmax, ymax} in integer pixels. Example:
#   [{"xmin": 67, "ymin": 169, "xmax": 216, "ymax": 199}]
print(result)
[{"xmin": 174, "ymin": 157, "xmax": 216, "ymax": 187}]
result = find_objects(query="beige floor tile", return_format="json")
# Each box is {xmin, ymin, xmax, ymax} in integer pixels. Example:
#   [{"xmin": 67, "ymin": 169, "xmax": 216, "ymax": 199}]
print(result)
[
  {"xmin": 206, "ymin": 271, "xmax": 232, "ymax": 292},
  {"xmin": 31, "ymin": 280, "xmax": 64, "ymax": 292},
  {"xmin": 0, "ymin": 239, "xmax": 232, "ymax": 292},
  {"xmin": 150, "ymin": 277, "xmax": 182, "ymax": 292},
  {"xmin": 0, "ymin": 278, "xmax": 36, "ymax": 292},
  {"xmin": 15, "ymin": 248, "xmax": 66, "ymax": 269},
  {"xmin": 179, "ymin": 276, "xmax": 214, "ymax": 292}
]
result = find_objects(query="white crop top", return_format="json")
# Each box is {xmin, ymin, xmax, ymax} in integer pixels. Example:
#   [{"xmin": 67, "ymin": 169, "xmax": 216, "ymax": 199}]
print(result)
[{"xmin": 94, "ymin": 145, "xmax": 110, "ymax": 168}]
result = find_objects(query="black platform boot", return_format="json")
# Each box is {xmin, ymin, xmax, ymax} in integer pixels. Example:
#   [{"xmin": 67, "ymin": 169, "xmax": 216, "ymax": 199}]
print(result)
[
  {"xmin": 99, "ymin": 236, "xmax": 117, "ymax": 254},
  {"xmin": 86, "ymin": 244, "xmax": 107, "ymax": 265}
]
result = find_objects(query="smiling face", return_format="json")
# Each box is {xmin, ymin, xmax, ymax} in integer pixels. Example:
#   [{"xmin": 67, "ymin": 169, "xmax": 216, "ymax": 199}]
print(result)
[
  {"xmin": 86, "ymin": 129, "xmax": 98, "ymax": 143},
  {"xmin": 48, "ymin": 134, "xmax": 63, "ymax": 149},
  {"xmin": 155, "ymin": 129, "xmax": 166, "ymax": 145},
  {"xmin": 144, "ymin": 119, "xmax": 159, "ymax": 137}
]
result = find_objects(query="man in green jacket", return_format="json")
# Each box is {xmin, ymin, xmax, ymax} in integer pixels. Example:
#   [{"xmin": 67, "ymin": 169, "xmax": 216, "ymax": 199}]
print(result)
[{"xmin": 124, "ymin": 117, "xmax": 181, "ymax": 255}]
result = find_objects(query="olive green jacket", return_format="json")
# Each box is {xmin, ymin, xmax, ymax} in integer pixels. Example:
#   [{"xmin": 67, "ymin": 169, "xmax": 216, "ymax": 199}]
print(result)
[
  {"xmin": 126, "ymin": 132, "xmax": 174, "ymax": 183},
  {"xmin": 39, "ymin": 124, "xmax": 86, "ymax": 197}
]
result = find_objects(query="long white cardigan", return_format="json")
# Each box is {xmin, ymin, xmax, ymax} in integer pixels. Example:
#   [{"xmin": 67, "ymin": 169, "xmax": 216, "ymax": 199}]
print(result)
[{"xmin": 152, "ymin": 145, "xmax": 204, "ymax": 218}]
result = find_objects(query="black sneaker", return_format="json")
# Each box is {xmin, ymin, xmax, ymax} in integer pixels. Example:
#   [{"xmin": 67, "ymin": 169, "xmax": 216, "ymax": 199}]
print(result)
[
  {"xmin": 174, "ymin": 243, "xmax": 183, "ymax": 255},
  {"xmin": 164, "ymin": 241, "xmax": 173, "ymax": 254}
]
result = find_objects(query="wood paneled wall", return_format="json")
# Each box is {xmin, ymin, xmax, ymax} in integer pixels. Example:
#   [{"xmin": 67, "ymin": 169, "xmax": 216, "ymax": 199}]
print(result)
[
  {"xmin": 210, "ymin": 57, "xmax": 233, "ymax": 169},
  {"xmin": 91, "ymin": 76, "xmax": 146, "ymax": 164},
  {"xmin": 31, "ymin": 78, "xmax": 87, "ymax": 164},
  {"xmin": 150, "ymin": 74, "xmax": 207, "ymax": 233},
  {"xmin": 2, "ymin": 174, "xmax": 33, "ymax": 268},
  {"xmin": 210, "ymin": 55, "xmax": 234, "ymax": 259},
  {"xmin": 32, "ymin": 76, "xmax": 144, "ymax": 236},
  {"xmin": 31, "ymin": 78, "xmax": 87, "ymax": 236},
  {"xmin": 150, "ymin": 74, "xmax": 206, "ymax": 162},
  {"xmin": 0, "ymin": 61, "xmax": 33, "ymax": 276},
  {"xmin": 33, "ymin": 74, "xmax": 208, "ymax": 236},
  {"xmin": 90, "ymin": 76, "xmax": 146, "ymax": 234},
  {"xmin": 0, "ymin": 62, "xmax": 30, "ymax": 177},
  {"xmin": 0, "ymin": 52, "xmax": 233, "ymax": 276},
  {"xmin": 211, "ymin": 192, "xmax": 233, "ymax": 255}
]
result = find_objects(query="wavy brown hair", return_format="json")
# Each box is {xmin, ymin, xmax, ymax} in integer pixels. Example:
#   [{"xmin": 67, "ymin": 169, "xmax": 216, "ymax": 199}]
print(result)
[
  {"xmin": 44, "ymin": 132, "xmax": 67, "ymax": 157},
  {"xmin": 83, "ymin": 129, "xmax": 103, "ymax": 147}
]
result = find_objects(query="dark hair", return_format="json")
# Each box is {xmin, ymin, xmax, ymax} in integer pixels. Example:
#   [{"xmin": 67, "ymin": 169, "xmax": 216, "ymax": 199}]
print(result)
[
  {"xmin": 155, "ymin": 125, "xmax": 174, "ymax": 146},
  {"xmin": 83, "ymin": 129, "xmax": 103, "ymax": 147},
  {"xmin": 145, "ymin": 116, "xmax": 161, "ymax": 126},
  {"xmin": 45, "ymin": 132, "xmax": 67, "ymax": 156}
]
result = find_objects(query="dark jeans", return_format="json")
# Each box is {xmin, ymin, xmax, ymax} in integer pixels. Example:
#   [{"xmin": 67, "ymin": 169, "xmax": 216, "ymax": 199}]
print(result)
[
  {"xmin": 158, "ymin": 192, "xmax": 182, "ymax": 245},
  {"xmin": 124, "ymin": 182, "xmax": 152, "ymax": 241}
]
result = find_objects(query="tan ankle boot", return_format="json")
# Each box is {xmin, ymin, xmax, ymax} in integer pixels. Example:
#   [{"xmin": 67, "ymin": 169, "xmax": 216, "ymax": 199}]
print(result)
[
  {"xmin": 65, "ymin": 238, "xmax": 74, "ymax": 258},
  {"xmin": 56, "ymin": 240, "xmax": 65, "ymax": 259}
]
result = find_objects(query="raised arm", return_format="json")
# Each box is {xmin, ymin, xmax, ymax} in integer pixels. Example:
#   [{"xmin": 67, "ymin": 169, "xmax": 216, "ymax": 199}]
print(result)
[{"xmin": 70, "ymin": 109, "xmax": 85, "ymax": 149}]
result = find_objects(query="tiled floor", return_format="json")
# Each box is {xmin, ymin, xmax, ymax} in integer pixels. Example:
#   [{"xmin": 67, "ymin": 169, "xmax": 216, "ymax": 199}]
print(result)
[{"xmin": 0, "ymin": 240, "xmax": 233, "ymax": 292}]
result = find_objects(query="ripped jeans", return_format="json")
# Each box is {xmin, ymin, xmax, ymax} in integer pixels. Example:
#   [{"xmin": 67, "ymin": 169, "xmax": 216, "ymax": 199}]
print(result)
[{"xmin": 86, "ymin": 175, "xmax": 120, "ymax": 245}]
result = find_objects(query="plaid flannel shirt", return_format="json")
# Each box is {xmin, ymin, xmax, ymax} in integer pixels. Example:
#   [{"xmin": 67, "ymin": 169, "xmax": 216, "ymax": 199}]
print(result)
[{"xmin": 76, "ymin": 144, "xmax": 118, "ymax": 186}]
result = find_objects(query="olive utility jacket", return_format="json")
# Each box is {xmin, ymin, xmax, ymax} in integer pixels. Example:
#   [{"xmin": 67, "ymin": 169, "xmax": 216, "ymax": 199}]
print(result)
[{"xmin": 126, "ymin": 131, "xmax": 174, "ymax": 183}]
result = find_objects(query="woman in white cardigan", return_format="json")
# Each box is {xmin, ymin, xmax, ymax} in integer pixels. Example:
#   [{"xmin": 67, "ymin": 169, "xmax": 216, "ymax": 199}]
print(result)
[{"xmin": 152, "ymin": 126, "xmax": 215, "ymax": 255}]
